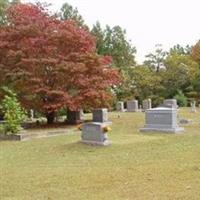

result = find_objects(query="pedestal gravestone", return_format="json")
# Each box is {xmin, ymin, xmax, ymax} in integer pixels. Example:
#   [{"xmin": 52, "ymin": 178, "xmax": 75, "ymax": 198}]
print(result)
[
  {"xmin": 81, "ymin": 108, "xmax": 112, "ymax": 146},
  {"xmin": 142, "ymin": 99, "xmax": 152, "ymax": 111},
  {"xmin": 116, "ymin": 101, "xmax": 125, "ymax": 112},
  {"xmin": 67, "ymin": 110, "xmax": 82, "ymax": 125},
  {"xmin": 190, "ymin": 101, "xmax": 197, "ymax": 113},
  {"xmin": 140, "ymin": 107, "xmax": 184, "ymax": 133},
  {"xmin": 81, "ymin": 122, "xmax": 111, "ymax": 146},
  {"xmin": 163, "ymin": 99, "xmax": 178, "ymax": 109},
  {"xmin": 127, "ymin": 100, "xmax": 138, "ymax": 112}
]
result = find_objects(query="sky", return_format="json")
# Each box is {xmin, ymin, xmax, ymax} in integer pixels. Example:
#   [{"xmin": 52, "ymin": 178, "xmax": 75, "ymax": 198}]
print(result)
[{"xmin": 23, "ymin": 0, "xmax": 200, "ymax": 63}]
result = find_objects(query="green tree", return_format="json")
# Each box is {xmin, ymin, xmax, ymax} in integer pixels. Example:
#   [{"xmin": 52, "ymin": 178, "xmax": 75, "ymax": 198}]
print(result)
[
  {"xmin": 129, "ymin": 65, "xmax": 164, "ymax": 103},
  {"xmin": 192, "ymin": 75, "xmax": 200, "ymax": 97},
  {"xmin": 191, "ymin": 40, "xmax": 200, "ymax": 102},
  {"xmin": 91, "ymin": 22, "xmax": 136, "ymax": 100},
  {"xmin": 60, "ymin": 2, "xmax": 86, "ymax": 28},
  {"xmin": 162, "ymin": 50, "xmax": 200, "ymax": 98},
  {"xmin": 192, "ymin": 40, "xmax": 200, "ymax": 64},
  {"xmin": 174, "ymin": 90, "xmax": 187, "ymax": 107},
  {"xmin": 0, "ymin": 0, "xmax": 20, "ymax": 25},
  {"xmin": 91, "ymin": 23, "xmax": 136, "ymax": 69},
  {"xmin": 0, "ymin": 87, "xmax": 26, "ymax": 134},
  {"xmin": 169, "ymin": 44, "xmax": 192, "ymax": 55},
  {"xmin": 91, "ymin": 21, "xmax": 105, "ymax": 55},
  {"xmin": 144, "ymin": 44, "xmax": 167, "ymax": 72},
  {"xmin": 0, "ymin": 0, "xmax": 9, "ymax": 25}
]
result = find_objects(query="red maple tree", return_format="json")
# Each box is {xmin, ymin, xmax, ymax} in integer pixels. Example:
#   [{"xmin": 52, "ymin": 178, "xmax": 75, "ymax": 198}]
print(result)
[{"xmin": 0, "ymin": 3, "xmax": 120, "ymax": 123}]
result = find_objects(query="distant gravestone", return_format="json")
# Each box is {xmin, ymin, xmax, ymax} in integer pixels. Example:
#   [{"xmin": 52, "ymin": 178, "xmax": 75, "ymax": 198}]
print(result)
[
  {"xmin": 116, "ymin": 101, "xmax": 125, "ymax": 112},
  {"xmin": 80, "ymin": 109, "xmax": 84, "ymax": 118},
  {"xmin": 142, "ymin": 99, "xmax": 152, "ymax": 111},
  {"xmin": 140, "ymin": 107, "xmax": 184, "ymax": 133},
  {"xmin": 29, "ymin": 109, "xmax": 34, "ymax": 121},
  {"xmin": 190, "ymin": 101, "xmax": 197, "ymax": 113},
  {"xmin": 163, "ymin": 99, "xmax": 178, "ymax": 109},
  {"xmin": 92, "ymin": 108, "xmax": 108, "ymax": 123},
  {"xmin": 127, "ymin": 100, "xmax": 138, "ymax": 112},
  {"xmin": 67, "ymin": 110, "xmax": 82, "ymax": 124}
]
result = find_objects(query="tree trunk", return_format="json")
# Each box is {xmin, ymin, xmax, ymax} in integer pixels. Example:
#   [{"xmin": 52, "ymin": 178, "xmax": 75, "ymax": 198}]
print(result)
[{"xmin": 46, "ymin": 112, "xmax": 55, "ymax": 124}]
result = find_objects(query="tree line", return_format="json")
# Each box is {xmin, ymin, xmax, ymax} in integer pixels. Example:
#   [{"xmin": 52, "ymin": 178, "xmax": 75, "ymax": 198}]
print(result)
[{"xmin": 58, "ymin": 2, "xmax": 200, "ymax": 106}]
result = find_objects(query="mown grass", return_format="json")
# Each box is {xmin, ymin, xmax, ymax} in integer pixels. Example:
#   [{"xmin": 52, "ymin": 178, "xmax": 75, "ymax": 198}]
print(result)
[{"xmin": 0, "ymin": 108, "xmax": 200, "ymax": 200}]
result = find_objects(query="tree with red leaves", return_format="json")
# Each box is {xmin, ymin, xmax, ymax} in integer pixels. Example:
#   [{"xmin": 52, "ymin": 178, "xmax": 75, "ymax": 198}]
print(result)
[{"xmin": 0, "ymin": 3, "xmax": 120, "ymax": 124}]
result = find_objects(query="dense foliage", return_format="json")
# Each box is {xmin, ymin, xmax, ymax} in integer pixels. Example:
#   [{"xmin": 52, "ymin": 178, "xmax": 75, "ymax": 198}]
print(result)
[
  {"xmin": 91, "ymin": 22, "xmax": 136, "ymax": 100},
  {"xmin": 0, "ymin": 88, "xmax": 26, "ymax": 134},
  {"xmin": 0, "ymin": 3, "xmax": 120, "ymax": 123},
  {"xmin": 174, "ymin": 90, "xmax": 188, "ymax": 107},
  {"xmin": 60, "ymin": 2, "xmax": 87, "ymax": 28},
  {"xmin": 0, "ymin": 1, "xmax": 199, "ymax": 125}
]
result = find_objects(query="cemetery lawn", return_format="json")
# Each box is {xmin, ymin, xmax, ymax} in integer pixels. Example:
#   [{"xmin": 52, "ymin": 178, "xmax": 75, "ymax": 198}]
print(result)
[{"xmin": 0, "ymin": 108, "xmax": 200, "ymax": 200}]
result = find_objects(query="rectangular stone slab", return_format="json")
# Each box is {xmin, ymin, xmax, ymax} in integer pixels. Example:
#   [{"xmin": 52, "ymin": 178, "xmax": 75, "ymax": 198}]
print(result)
[
  {"xmin": 140, "ymin": 107, "xmax": 184, "ymax": 133},
  {"xmin": 81, "ymin": 122, "xmax": 111, "ymax": 146},
  {"xmin": 92, "ymin": 108, "xmax": 108, "ymax": 122},
  {"xmin": 127, "ymin": 100, "xmax": 138, "ymax": 112}
]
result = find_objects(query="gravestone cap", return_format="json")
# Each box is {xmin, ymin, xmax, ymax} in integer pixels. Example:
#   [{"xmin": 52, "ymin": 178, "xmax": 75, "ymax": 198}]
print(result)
[{"xmin": 92, "ymin": 108, "xmax": 108, "ymax": 123}]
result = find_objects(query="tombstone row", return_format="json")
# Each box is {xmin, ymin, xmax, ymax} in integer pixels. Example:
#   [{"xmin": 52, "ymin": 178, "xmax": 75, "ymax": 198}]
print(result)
[
  {"xmin": 80, "ymin": 98, "xmax": 199, "ymax": 146},
  {"xmin": 116, "ymin": 99, "xmax": 152, "ymax": 112},
  {"xmin": 116, "ymin": 98, "xmax": 197, "ymax": 112},
  {"xmin": 80, "ymin": 105, "xmax": 185, "ymax": 147}
]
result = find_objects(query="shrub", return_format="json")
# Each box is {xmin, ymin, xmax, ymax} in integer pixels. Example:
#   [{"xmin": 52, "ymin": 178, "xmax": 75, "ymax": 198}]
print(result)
[
  {"xmin": 149, "ymin": 95, "xmax": 164, "ymax": 107},
  {"xmin": 0, "ymin": 124, "xmax": 5, "ymax": 134},
  {"xmin": 0, "ymin": 88, "xmax": 26, "ymax": 134},
  {"xmin": 174, "ymin": 90, "xmax": 187, "ymax": 107},
  {"xmin": 57, "ymin": 108, "xmax": 67, "ymax": 117}
]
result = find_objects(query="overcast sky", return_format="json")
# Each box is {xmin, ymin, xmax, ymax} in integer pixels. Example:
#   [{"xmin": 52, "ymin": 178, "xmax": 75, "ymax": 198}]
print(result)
[{"xmin": 23, "ymin": 0, "xmax": 200, "ymax": 63}]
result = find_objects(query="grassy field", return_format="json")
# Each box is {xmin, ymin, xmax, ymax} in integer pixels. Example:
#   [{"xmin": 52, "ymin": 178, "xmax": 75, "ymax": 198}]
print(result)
[{"xmin": 0, "ymin": 108, "xmax": 200, "ymax": 200}]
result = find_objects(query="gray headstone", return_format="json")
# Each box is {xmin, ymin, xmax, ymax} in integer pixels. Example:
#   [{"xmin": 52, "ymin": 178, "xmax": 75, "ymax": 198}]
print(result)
[
  {"xmin": 28, "ymin": 109, "xmax": 34, "ymax": 121},
  {"xmin": 80, "ymin": 109, "xmax": 84, "ymax": 118},
  {"xmin": 81, "ymin": 122, "xmax": 111, "ymax": 146},
  {"xmin": 142, "ymin": 99, "xmax": 152, "ymax": 111},
  {"xmin": 163, "ymin": 99, "xmax": 178, "ymax": 109},
  {"xmin": 140, "ymin": 107, "xmax": 184, "ymax": 133},
  {"xmin": 127, "ymin": 100, "xmax": 138, "ymax": 112},
  {"xmin": 190, "ymin": 101, "xmax": 197, "ymax": 113},
  {"xmin": 67, "ymin": 110, "xmax": 82, "ymax": 124},
  {"xmin": 116, "ymin": 101, "xmax": 125, "ymax": 112},
  {"xmin": 93, "ymin": 108, "xmax": 108, "ymax": 123}
]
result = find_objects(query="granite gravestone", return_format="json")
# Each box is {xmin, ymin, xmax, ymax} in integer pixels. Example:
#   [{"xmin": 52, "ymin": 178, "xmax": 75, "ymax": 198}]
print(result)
[
  {"xmin": 81, "ymin": 122, "xmax": 111, "ymax": 146},
  {"xmin": 81, "ymin": 108, "xmax": 112, "ymax": 146},
  {"xmin": 92, "ymin": 108, "xmax": 108, "ymax": 123},
  {"xmin": 116, "ymin": 101, "xmax": 125, "ymax": 112},
  {"xmin": 29, "ymin": 109, "xmax": 34, "ymax": 121},
  {"xmin": 190, "ymin": 101, "xmax": 197, "ymax": 113},
  {"xmin": 80, "ymin": 109, "xmax": 84, "ymax": 118},
  {"xmin": 163, "ymin": 99, "xmax": 177, "ymax": 109},
  {"xmin": 127, "ymin": 100, "xmax": 138, "ymax": 112},
  {"xmin": 140, "ymin": 107, "xmax": 184, "ymax": 133},
  {"xmin": 142, "ymin": 99, "xmax": 152, "ymax": 111},
  {"xmin": 67, "ymin": 110, "xmax": 82, "ymax": 124}
]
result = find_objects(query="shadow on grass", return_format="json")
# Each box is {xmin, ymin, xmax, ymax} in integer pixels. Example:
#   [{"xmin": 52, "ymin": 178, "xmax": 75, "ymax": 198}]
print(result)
[{"xmin": 56, "ymin": 140, "xmax": 110, "ymax": 155}]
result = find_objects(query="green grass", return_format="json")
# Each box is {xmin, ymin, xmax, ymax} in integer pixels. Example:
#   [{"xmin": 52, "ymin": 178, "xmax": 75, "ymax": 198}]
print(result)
[{"xmin": 0, "ymin": 108, "xmax": 200, "ymax": 200}]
